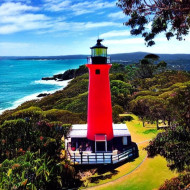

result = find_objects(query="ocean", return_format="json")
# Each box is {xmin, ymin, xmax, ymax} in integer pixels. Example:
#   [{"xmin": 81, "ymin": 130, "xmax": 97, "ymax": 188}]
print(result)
[{"xmin": 0, "ymin": 59, "xmax": 86, "ymax": 114}]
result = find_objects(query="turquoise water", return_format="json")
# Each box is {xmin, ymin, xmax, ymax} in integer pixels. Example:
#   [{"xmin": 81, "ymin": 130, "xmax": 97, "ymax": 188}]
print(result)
[{"xmin": 0, "ymin": 59, "xmax": 86, "ymax": 114}]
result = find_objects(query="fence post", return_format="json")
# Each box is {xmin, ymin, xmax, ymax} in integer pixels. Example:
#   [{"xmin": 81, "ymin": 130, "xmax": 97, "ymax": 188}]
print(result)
[
  {"xmin": 111, "ymin": 155, "xmax": 113, "ymax": 164},
  {"xmin": 103, "ymin": 152, "xmax": 105, "ymax": 163},
  {"xmin": 74, "ymin": 153, "xmax": 75, "ymax": 166},
  {"xmin": 87, "ymin": 155, "xmax": 89, "ymax": 164},
  {"xmin": 80, "ymin": 152, "xmax": 83, "ymax": 164},
  {"xmin": 133, "ymin": 147, "xmax": 136, "ymax": 158}
]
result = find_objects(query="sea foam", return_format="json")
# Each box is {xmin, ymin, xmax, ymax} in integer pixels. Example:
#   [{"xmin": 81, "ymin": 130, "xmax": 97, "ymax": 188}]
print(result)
[
  {"xmin": 0, "ymin": 79, "xmax": 72, "ymax": 115},
  {"xmin": 34, "ymin": 79, "xmax": 72, "ymax": 87}
]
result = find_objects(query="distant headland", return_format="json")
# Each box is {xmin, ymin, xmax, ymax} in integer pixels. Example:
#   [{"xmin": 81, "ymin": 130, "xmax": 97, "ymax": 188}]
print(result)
[{"xmin": 1, "ymin": 52, "xmax": 190, "ymax": 70}]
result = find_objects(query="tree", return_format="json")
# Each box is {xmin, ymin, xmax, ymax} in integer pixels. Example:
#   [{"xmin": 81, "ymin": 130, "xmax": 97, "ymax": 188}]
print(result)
[
  {"xmin": 130, "ymin": 95, "xmax": 166, "ymax": 128},
  {"xmin": 146, "ymin": 126, "xmax": 190, "ymax": 172},
  {"xmin": 117, "ymin": 0, "xmax": 190, "ymax": 46},
  {"xmin": 111, "ymin": 80, "xmax": 133, "ymax": 109}
]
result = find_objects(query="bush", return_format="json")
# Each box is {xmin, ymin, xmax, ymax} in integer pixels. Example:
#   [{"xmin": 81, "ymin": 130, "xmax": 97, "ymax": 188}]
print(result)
[
  {"xmin": 0, "ymin": 152, "xmax": 79, "ymax": 190},
  {"xmin": 11, "ymin": 106, "xmax": 43, "ymax": 120},
  {"xmin": 120, "ymin": 115, "xmax": 134, "ymax": 122},
  {"xmin": 54, "ymin": 92, "xmax": 88, "ymax": 113},
  {"xmin": 159, "ymin": 173, "xmax": 190, "ymax": 190},
  {"xmin": 112, "ymin": 105, "xmax": 124, "ymax": 123},
  {"xmin": 44, "ymin": 109, "xmax": 84, "ymax": 124}
]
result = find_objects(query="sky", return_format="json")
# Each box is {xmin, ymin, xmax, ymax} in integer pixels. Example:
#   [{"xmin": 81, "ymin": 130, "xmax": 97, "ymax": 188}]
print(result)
[{"xmin": 0, "ymin": 0, "xmax": 189, "ymax": 56}]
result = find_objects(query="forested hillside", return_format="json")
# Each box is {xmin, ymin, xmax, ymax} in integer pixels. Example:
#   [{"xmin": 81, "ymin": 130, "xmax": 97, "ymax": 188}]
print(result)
[{"xmin": 0, "ymin": 55, "xmax": 190, "ymax": 189}]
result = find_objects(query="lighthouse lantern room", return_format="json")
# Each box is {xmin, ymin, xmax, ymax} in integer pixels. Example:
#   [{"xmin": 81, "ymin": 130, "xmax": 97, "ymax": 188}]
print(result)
[
  {"xmin": 65, "ymin": 40, "xmax": 138, "ymax": 165},
  {"xmin": 90, "ymin": 39, "xmax": 107, "ymax": 64}
]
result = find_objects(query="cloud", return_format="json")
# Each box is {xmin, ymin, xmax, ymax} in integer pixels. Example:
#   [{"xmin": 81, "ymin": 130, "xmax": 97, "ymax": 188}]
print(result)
[
  {"xmin": 108, "ymin": 11, "xmax": 126, "ymax": 19},
  {"xmin": 43, "ymin": 0, "xmax": 71, "ymax": 12},
  {"xmin": 0, "ymin": 2, "xmax": 51, "ymax": 34},
  {"xmin": 0, "ymin": 2, "xmax": 39, "ymax": 16},
  {"xmin": 71, "ymin": 1, "xmax": 116, "ymax": 15},
  {"xmin": 43, "ymin": 0, "xmax": 116, "ymax": 15},
  {"xmin": 85, "ymin": 22, "xmax": 120, "ymax": 29},
  {"xmin": 105, "ymin": 38, "xmax": 144, "ymax": 45},
  {"xmin": 38, "ymin": 21, "xmax": 121, "ymax": 34},
  {"xmin": 1, "ymin": 14, "xmax": 49, "ymax": 24},
  {"xmin": 100, "ymin": 30, "xmax": 130, "ymax": 38},
  {"xmin": 2, "ymin": 0, "xmax": 31, "ymax": 3},
  {"xmin": 0, "ymin": 1, "xmax": 120, "ymax": 34}
]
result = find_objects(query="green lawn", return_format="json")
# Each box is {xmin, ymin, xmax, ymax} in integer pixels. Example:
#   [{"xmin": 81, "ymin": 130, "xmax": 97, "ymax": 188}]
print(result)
[
  {"xmin": 81, "ymin": 143, "xmax": 147, "ymax": 188},
  {"xmin": 90, "ymin": 155, "xmax": 177, "ymax": 190},
  {"xmin": 81, "ymin": 114, "xmax": 177, "ymax": 190},
  {"xmin": 123, "ymin": 114, "xmax": 161, "ymax": 143}
]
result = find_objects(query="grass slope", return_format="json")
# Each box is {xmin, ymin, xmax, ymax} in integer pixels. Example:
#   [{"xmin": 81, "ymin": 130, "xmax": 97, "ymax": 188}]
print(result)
[
  {"xmin": 82, "ymin": 114, "xmax": 177, "ymax": 190},
  {"xmin": 91, "ymin": 155, "xmax": 177, "ymax": 190}
]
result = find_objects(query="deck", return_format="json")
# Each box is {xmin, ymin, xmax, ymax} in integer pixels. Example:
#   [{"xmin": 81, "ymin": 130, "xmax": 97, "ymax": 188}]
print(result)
[{"xmin": 67, "ymin": 146, "xmax": 138, "ymax": 165}]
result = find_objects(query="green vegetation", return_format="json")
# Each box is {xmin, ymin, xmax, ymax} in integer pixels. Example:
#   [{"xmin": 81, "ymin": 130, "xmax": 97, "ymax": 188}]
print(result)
[
  {"xmin": 0, "ymin": 151, "xmax": 77, "ymax": 190},
  {"xmin": 124, "ymin": 114, "xmax": 161, "ymax": 143},
  {"xmin": 117, "ymin": 0, "xmax": 190, "ymax": 46},
  {"xmin": 80, "ymin": 114, "xmax": 176, "ymax": 189},
  {"xmin": 146, "ymin": 126, "xmax": 190, "ymax": 172},
  {"xmin": 0, "ymin": 56, "xmax": 190, "ymax": 189},
  {"xmin": 91, "ymin": 155, "xmax": 177, "ymax": 190},
  {"xmin": 159, "ymin": 173, "xmax": 190, "ymax": 190}
]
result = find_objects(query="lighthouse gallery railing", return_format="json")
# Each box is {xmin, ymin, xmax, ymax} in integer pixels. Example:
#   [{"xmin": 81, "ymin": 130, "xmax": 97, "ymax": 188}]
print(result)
[
  {"xmin": 87, "ymin": 56, "xmax": 111, "ymax": 64},
  {"xmin": 67, "ymin": 146, "xmax": 137, "ymax": 165}
]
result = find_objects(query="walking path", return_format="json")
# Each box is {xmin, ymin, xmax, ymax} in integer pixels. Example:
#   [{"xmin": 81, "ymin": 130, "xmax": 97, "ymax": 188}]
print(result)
[
  {"xmin": 137, "ymin": 139, "xmax": 151, "ymax": 145},
  {"xmin": 86, "ymin": 140, "xmax": 149, "ymax": 190}
]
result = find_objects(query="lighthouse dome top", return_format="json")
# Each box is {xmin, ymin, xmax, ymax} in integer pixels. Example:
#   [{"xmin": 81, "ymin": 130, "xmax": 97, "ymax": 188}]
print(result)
[{"xmin": 90, "ymin": 39, "xmax": 108, "ymax": 49}]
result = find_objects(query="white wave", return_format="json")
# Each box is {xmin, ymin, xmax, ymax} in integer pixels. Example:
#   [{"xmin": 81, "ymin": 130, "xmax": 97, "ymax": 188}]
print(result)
[
  {"xmin": 34, "ymin": 79, "xmax": 72, "ymax": 87},
  {"xmin": 0, "ymin": 79, "xmax": 72, "ymax": 115},
  {"xmin": 0, "ymin": 93, "xmax": 40, "ymax": 115}
]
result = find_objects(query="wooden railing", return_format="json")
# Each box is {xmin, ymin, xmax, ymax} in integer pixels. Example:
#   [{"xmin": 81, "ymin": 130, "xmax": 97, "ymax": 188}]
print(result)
[{"xmin": 67, "ymin": 147, "xmax": 136, "ymax": 165}]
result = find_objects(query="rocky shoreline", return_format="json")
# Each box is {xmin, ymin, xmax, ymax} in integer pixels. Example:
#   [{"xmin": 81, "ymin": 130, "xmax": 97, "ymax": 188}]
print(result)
[
  {"xmin": 42, "ymin": 65, "xmax": 88, "ymax": 81},
  {"xmin": 39, "ymin": 65, "xmax": 88, "ymax": 98},
  {"xmin": 37, "ymin": 93, "xmax": 50, "ymax": 97}
]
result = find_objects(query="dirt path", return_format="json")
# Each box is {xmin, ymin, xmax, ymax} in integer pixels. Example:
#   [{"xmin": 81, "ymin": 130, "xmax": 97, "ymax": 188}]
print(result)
[{"xmin": 86, "ymin": 141, "xmax": 149, "ymax": 190}]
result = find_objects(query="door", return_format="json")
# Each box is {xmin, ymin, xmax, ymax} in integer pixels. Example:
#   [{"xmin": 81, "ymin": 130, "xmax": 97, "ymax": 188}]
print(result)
[{"xmin": 95, "ymin": 134, "xmax": 107, "ymax": 152}]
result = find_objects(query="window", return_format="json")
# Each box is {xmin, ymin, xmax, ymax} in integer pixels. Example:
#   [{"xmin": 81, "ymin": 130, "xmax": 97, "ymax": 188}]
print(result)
[
  {"xmin": 95, "ymin": 69, "xmax": 100, "ymax": 74},
  {"xmin": 91, "ymin": 48, "xmax": 107, "ymax": 57},
  {"xmin": 122, "ymin": 137, "xmax": 128, "ymax": 145}
]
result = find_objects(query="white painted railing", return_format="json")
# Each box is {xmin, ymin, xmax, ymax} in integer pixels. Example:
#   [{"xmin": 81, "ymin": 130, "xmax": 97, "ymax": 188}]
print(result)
[{"xmin": 67, "ymin": 146, "xmax": 137, "ymax": 165}]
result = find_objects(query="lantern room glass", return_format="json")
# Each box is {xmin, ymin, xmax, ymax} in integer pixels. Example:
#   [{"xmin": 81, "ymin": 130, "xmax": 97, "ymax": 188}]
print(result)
[{"xmin": 91, "ymin": 48, "xmax": 107, "ymax": 57}]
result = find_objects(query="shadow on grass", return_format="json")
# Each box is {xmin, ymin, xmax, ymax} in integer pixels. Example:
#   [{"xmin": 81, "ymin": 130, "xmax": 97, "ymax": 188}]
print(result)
[
  {"xmin": 84, "ymin": 154, "xmax": 139, "ymax": 185},
  {"xmin": 73, "ymin": 143, "xmax": 139, "ymax": 188},
  {"xmin": 143, "ymin": 129, "xmax": 157, "ymax": 134},
  {"xmin": 90, "ymin": 168, "xmax": 118, "ymax": 184}
]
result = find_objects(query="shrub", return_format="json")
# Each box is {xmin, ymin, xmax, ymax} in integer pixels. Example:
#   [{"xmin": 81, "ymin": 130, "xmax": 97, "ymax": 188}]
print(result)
[
  {"xmin": 44, "ymin": 109, "xmax": 83, "ymax": 124},
  {"xmin": 0, "ymin": 152, "xmax": 79, "ymax": 190},
  {"xmin": 112, "ymin": 105, "xmax": 124, "ymax": 123},
  {"xmin": 54, "ymin": 92, "xmax": 88, "ymax": 113},
  {"xmin": 11, "ymin": 106, "xmax": 43, "ymax": 120},
  {"xmin": 159, "ymin": 173, "xmax": 190, "ymax": 190},
  {"xmin": 120, "ymin": 115, "xmax": 134, "ymax": 122}
]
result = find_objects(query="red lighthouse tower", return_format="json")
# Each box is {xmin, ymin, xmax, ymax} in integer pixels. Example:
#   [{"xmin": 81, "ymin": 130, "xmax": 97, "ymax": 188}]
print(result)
[
  {"xmin": 86, "ymin": 39, "xmax": 113, "ymax": 151},
  {"xmin": 65, "ymin": 40, "xmax": 137, "ymax": 164}
]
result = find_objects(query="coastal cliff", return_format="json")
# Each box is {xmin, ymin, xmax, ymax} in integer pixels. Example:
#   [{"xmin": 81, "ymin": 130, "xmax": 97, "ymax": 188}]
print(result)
[{"xmin": 42, "ymin": 65, "xmax": 88, "ymax": 81}]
